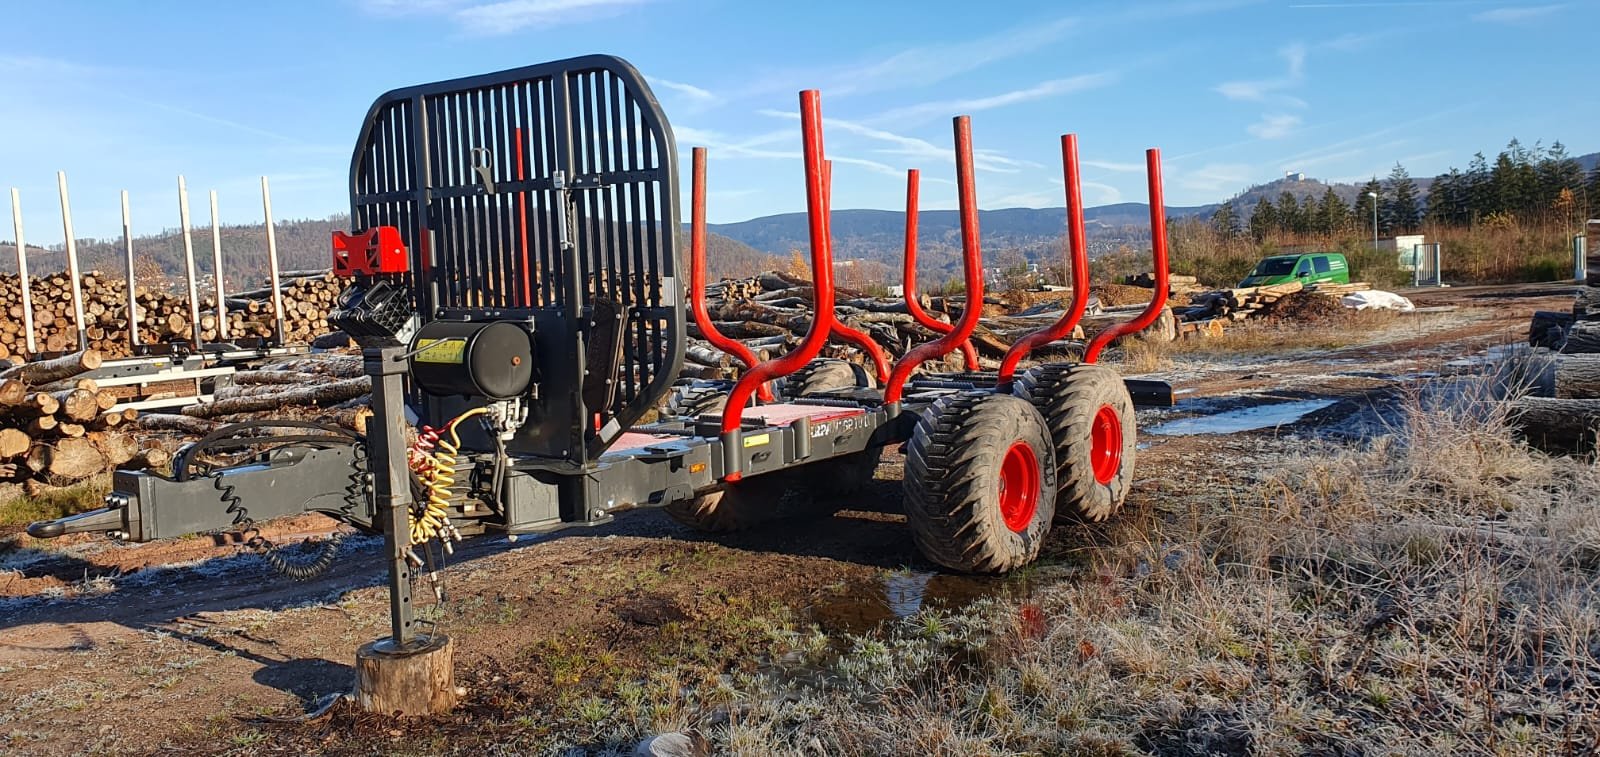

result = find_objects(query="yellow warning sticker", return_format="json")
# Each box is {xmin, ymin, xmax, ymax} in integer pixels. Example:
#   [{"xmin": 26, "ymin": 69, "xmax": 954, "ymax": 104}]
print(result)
[
  {"xmin": 743, "ymin": 433, "xmax": 770, "ymax": 448},
  {"xmin": 415, "ymin": 338, "xmax": 467, "ymax": 364}
]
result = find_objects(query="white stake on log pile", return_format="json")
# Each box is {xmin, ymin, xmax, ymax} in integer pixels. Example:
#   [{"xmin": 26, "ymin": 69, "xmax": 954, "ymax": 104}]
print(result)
[
  {"xmin": 9, "ymin": 188, "xmax": 37, "ymax": 355},
  {"xmin": 177, "ymin": 176, "xmax": 203, "ymax": 347},
  {"xmin": 56, "ymin": 172, "xmax": 88, "ymax": 351},
  {"xmin": 121, "ymin": 191, "xmax": 141, "ymax": 349},
  {"xmin": 208, "ymin": 189, "xmax": 229, "ymax": 339},
  {"xmin": 261, "ymin": 176, "xmax": 286, "ymax": 345}
]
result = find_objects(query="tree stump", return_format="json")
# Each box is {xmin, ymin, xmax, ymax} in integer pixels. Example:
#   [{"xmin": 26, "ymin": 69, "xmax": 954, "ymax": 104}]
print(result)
[{"xmin": 355, "ymin": 634, "xmax": 457, "ymax": 716}]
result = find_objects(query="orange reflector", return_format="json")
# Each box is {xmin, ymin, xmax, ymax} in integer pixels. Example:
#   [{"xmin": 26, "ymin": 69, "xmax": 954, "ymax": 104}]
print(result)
[{"xmin": 690, "ymin": 462, "xmax": 707, "ymax": 474}]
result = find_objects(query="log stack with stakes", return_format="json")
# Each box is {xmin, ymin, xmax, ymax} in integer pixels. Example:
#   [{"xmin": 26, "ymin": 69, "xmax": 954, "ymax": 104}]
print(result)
[{"xmin": 0, "ymin": 269, "xmax": 341, "ymax": 360}]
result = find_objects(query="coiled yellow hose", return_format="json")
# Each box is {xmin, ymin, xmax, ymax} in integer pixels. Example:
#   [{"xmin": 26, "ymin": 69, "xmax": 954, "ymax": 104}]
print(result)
[{"xmin": 411, "ymin": 407, "xmax": 488, "ymax": 546}]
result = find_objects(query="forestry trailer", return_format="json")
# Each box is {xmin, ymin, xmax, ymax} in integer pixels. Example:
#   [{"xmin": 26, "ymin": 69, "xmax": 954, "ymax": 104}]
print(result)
[{"xmin": 27, "ymin": 55, "xmax": 1171, "ymax": 709}]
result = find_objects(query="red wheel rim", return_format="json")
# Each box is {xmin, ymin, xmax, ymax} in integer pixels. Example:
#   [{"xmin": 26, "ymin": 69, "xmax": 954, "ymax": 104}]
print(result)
[
  {"xmin": 1090, "ymin": 405, "xmax": 1123, "ymax": 485},
  {"xmin": 998, "ymin": 441, "xmax": 1041, "ymax": 532}
]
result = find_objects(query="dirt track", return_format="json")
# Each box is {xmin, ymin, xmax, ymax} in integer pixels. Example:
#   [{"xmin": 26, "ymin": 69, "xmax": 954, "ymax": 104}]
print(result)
[{"xmin": 0, "ymin": 283, "xmax": 1571, "ymax": 755}]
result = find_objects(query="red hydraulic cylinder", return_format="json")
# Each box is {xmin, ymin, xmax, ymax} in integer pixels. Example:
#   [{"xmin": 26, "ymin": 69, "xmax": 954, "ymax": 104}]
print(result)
[
  {"xmin": 998, "ymin": 134, "xmax": 1091, "ymax": 383},
  {"xmin": 718, "ymin": 90, "xmax": 840, "ymax": 474},
  {"xmin": 903, "ymin": 169, "xmax": 980, "ymax": 371},
  {"xmin": 883, "ymin": 116, "xmax": 985, "ymax": 406},
  {"xmin": 689, "ymin": 147, "xmax": 774, "ymax": 401},
  {"xmin": 1084, "ymin": 148, "xmax": 1170, "ymax": 363}
]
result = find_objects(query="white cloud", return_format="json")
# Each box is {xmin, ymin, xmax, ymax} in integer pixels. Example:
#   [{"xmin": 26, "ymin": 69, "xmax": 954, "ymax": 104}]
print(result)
[
  {"xmin": 651, "ymin": 78, "xmax": 716, "ymax": 104},
  {"xmin": 867, "ymin": 73, "xmax": 1116, "ymax": 125},
  {"xmin": 1472, "ymin": 3, "xmax": 1566, "ymax": 22},
  {"xmin": 754, "ymin": 110, "xmax": 1032, "ymax": 175},
  {"xmin": 356, "ymin": 0, "xmax": 648, "ymax": 35},
  {"xmin": 1215, "ymin": 43, "xmax": 1307, "ymax": 103},
  {"xmin": 1247, "ymin": 113, "xmax": 1302, "ymax": 139},
  {"xmin": 1082, "ymin": 159, "xmax": 1145, "ymax": 173},
  {"xmin": 1175, "ymin": 163, "xmax": 1255, "ymax": 194},
  {"xmin": 1081, "ymin": 181, "xmax": 1125, "ymax": 205}
]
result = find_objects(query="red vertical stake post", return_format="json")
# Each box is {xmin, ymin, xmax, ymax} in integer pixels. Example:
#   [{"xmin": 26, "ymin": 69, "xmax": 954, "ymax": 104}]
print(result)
[
  {"xmin": 998, "ymin": 133, "xmax": 1092, "ymax": 382},
  {"xmin": 515, "ymin": 127, "xmax": 532, "ymax": 306},
  {"xmin": 819, "ymin": 160, "xmax": 892, "ymax": 383},
  {"xmin": 689, "ymin": 147, "xmax": 772, "ymax": 401},
  {"xmin": 902, "ymin": 168, "xmax": 980, "ymax": 371},
  {"xmin": 884, "ymin": 116, "xmax": 986, "ymax": 406},
  {"xmin": 718, "ymin": 90, "xmax": 841, "ymax": 477},
  {"xmin": 1083, "ymin": 148, "xmax": 1169, "ymax": 363}
]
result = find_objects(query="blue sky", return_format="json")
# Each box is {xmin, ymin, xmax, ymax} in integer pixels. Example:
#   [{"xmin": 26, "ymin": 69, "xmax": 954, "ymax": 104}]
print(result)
[{"xmin": 1, "ymin": 0, "xmax": 1591, "ymax": 244}]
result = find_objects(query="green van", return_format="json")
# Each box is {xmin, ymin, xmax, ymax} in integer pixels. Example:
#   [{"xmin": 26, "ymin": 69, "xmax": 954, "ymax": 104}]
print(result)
[{"xmin": 1238, "ymin": 252, "xmax": 1350, "ymax": 288}]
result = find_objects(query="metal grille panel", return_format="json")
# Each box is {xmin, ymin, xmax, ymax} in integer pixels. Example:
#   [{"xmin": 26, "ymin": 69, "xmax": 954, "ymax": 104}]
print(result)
[{"xmin": 348, "ymin": 55, "xmax": 683, "ymax": 458}]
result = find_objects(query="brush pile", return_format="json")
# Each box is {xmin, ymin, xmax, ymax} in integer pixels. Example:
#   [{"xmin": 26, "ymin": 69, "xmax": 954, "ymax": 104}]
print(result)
[{"xmin": 1177, "ymin": 281, "xmax": 1373, "ymax": 324}]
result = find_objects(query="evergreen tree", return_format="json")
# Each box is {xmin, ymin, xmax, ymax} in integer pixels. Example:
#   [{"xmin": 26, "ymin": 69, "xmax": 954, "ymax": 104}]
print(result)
[
  {"xmin": 1588, "ymin": 163, "xmax": 1600, "ymax": 220},
  {"xmin": 1276, "ymin": 191, "xmax": 1302, "ymax": 236},
  {"xmin": 1537, "ymin": 141, "xmax": 1584, "ymax": 211},
  {"xmin": 1355, "ymin": 178, "xmax": 1383, "ymax": 239},
  {"xmin": 1316, "ymin": 186, "xmax": 1349, "ymax": 235},
  {"xmin": 1210, "ymin": 200, "xmax": 1242, "ymax": 238},
  {"xmin": 1427, "ymin": 168, "xmax": 1467, "ymax": 226},
  {"xmin": 1249, "ymin": 196, "xmax": 1277, "ymax": 242},
  {"xmin": 1465, "ymin": 152, "xmax": 1492, "ymax": 222},
  {"xmin": 1383, "ymin": 163, "xmax": 1421, "ymax": 233},
  {"xmin": 1492, "ymin": 138, "xmax": 1540, "ymax": 217}
]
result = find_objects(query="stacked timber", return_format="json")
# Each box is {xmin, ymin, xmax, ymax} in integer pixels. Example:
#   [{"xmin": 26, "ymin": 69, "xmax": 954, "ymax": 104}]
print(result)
[
  {"xmin": 1173, "ymin": 281, "xmax": 1374, "ymax": 336},
  {"xmin": 0, "ymin": 350, "xmax": 151, "ymax": 493},
  {"xmin": 0, "ymin": 269, "xmax": 343, "ymax": 360}
]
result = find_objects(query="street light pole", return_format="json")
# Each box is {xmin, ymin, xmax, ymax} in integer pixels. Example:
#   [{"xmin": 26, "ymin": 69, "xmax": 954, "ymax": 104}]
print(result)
[{"xmin": 1367, "ymin": 191, "xmax": 1379, "ymax": 248}]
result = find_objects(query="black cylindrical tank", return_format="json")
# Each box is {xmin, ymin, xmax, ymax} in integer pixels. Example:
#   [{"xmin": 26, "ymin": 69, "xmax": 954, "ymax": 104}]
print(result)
[{"xmin": 409, "ymin": 320, "xmax": 534, "ymax": 400}]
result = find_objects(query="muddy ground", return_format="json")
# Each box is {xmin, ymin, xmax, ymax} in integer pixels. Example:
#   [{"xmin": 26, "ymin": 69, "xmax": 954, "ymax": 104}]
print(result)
[{"xmin": 0, "ymin": 283, "xmax": 1571, "ymax": 755}]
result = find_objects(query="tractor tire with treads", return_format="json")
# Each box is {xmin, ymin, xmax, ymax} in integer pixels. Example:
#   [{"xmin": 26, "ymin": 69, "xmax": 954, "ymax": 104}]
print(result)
[
  {"xmin": 784, "ymin": 358, "xmax": 875, "ymax": 399},
  {"xmin": 902, "ymin": 392, "xmax": 1056, "ymax": 573},
  {"xmin": 664, "ymin": 383, "xmax": 729, "ymax": 418},
  {"xmin": 1013, "ymin": 363, "xmax": 1136, "ymax": 522},
  {"xmin": 664, "ymin": 475, "xmax": 793, "ymax": 533}
]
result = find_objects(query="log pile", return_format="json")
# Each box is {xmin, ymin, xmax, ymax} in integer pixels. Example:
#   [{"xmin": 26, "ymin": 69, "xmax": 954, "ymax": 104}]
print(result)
[
  {"xmin": 0, "ymin": 269, "xmax": 342, "ymax": 360},
  {"xmin": 0, "ymin": 350, "xmax": 149, "ymax": 493},
  {"xmin": 1173, "ymin": 281, "xmax": 1374, "ymax": 333},
  {"xmin": 1514, "ymin": 283, "xmax": 1600, "ymax": 451}
]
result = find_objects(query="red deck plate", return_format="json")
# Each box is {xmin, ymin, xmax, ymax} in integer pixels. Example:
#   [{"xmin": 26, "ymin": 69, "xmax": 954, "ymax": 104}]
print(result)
[
  {"xmin": 737, "ymin": 403, "xmax": 866, "ymax": 426},
  {"xmin": 608, "ymin": 432, "xmax": 686, "ymax": 453}
]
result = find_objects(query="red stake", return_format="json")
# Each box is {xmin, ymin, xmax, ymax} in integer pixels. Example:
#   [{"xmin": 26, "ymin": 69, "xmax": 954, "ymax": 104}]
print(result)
[
  {"xmin": 998, "ymin": 134, "xmax": 1091, "ymax": 382},
  {"xmin": 719, "ymin": 90, "xmax": 840, "ymax": 447},
  {"xmin": 1083, "ymin": 149, "xmax": 1170, "ymax": 363},
  {"xmin": 819, "ymin": 160, "xmax": 891, "ymax": 384},
  {"xmin": 884, "ymin": 116, "xmax": 985, "ymax": 405},
  {"xmin": 514, "ymin": 127, "xmax": 532, "ymax": 306},
  {"xmin": 902, "ymin": 168, "xmax": 979, "ymax": 371},
  {"xmin": 689, "ymin": 147, "xmax": 773, "ymax": 401}
]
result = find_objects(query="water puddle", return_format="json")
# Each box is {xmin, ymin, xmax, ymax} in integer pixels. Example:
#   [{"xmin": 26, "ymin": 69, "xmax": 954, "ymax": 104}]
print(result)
[
  {"xmin": 1147, "ymin": 399, "xmax": 1337, "ymax": 436},
  {"xmin": 809, "ymin": 570, "xmax": 1029, "ymax": 635}
]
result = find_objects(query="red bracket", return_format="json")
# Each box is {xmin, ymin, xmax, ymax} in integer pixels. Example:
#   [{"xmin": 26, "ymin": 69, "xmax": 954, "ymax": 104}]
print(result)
[
  {"xmin": 819, "ymin": 159, "xmax": 891, "ymax": 384},
  {"xmin": 332, "ymin": 226, "xmax": 410, "ymax": 277}
]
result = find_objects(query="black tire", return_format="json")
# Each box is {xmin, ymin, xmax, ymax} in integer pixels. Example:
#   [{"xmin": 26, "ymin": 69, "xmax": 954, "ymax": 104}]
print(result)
[
  {"xmin": 902, "ymin": 392, "xmax": 1057, "ymax": 574},
  {"xmin": 785, "ymin": 358, "xmax": 874, "ymax": 399},
  {"xmin": 803, "ymin": 445, "xmax": 883, "ymax": 498},
  {"xmin": 1014, "ymin": 363, "xmax": 1136, "ymax": 522},
  {"xmin": 663, "ymin": 475, "xmax": 795, "ymax": 532},
  {"xmin": 664, "ymin": 383, "xmax": 729, "ymax": 418}
]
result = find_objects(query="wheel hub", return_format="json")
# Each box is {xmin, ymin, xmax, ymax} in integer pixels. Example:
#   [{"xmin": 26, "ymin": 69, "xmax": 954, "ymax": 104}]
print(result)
[
  {"xmin": 998, "ymin": 441, "xmax": 1041, "ymax": 532},
  {"xmin": 1090, "ymin": 405, "xmax": 1123, "ymax": 485}
]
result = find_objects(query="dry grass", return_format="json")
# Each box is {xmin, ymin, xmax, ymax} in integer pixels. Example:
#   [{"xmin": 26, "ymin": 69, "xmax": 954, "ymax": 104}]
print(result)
[
  {"xmin": 670, "ymin": 380, "xmax": 1600, "ymax": 754},
  {"xmin": 0, "ymin": 475, "xmax": 110, "ymax": 527}
]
